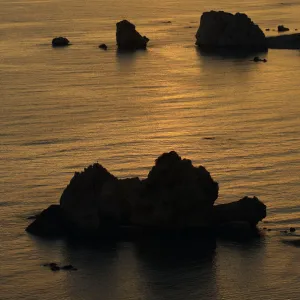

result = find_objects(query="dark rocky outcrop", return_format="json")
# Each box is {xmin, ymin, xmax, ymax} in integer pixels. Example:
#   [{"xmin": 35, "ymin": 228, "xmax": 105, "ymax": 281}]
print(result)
[
  {"xmin": 99, "ymin": 43, "xmax": 108, "ymax": 50},
  {"xmin": 116, "ymin": 20, "xmax": 149, "ymax": 51},
  {"xmin": 52, "ymin": 37, "xmax": 70, "ymax": 47},
  {"xmin": 26, "ymin": 205, "xmax": 64, "ymax": 237},
  {"xmin": 213, "ymin": 196, "xmax": 266, "ymax": 227},
  {"xmin": 278, "ymin": 25, "xmax": 289, "ymax": 32},
  {"xmin": 253, "ymin": 56, "xmax": 267, "ymax": 62},
  {"xmin": 26, "ymin": 151, "xmax": 267, "ymax": 239},
  {"xmin": 195, "ymin": 11, "xmax": 267, "ymax": 51},
  {"xmin": 267, "ymin": 33, "xmax": 300, "ymax": 49}
]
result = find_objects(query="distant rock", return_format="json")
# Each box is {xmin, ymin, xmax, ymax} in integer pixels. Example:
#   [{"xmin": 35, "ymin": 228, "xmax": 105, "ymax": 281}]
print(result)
[
  {"xmin": 278, "ymin": 25, "xmax": 289, "ymax": 32},
  {"xmin": 61, "ymin": 264, "xmax": 77, "ymax": 271},
  {"xmin": 253, "ymin": 56, "xmax": 267, "ymax": 62},
  {"xmin": 52, "ymin": 37, "xmax": 70, "ymax": 47},
  {"xmin": 42, "ymin": 262, "xmax": 77, "ymax": 271},
  {"xmin": 116, "ymin": 20, "xmax": 149, "ymax": 51},
  {"xmin": 99, "ymin": 43, "xmax": 108, "ymax": 50},
  {"xmin": 195, "ymin": 11, "xmax": 267, "ymax": 51},
  {"xmin": 267, "ymin": 33, "xmax": 300, "ymax": 49},
  {"xmin": 290, "ymin": 227, "xmax": 296, "ymax": 233}
]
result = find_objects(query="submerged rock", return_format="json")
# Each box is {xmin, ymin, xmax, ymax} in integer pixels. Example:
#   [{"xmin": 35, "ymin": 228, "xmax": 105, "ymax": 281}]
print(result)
[
  {"xmin": 116, "ymin": 20, "xmax": 149, "ymax": 51},
  {"xmin": 52, "ymin": 37, "xmax": 70, "ymax": 47},
  {"xmin": 195, "ymin": 11, "xmax": 267, "ymax": 51}
]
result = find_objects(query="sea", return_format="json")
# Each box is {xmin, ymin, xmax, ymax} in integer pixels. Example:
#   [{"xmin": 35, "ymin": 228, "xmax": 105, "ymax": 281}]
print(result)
[{"xmin": 1, "ymin": 0, "xmax": 300, "ymax": 299}]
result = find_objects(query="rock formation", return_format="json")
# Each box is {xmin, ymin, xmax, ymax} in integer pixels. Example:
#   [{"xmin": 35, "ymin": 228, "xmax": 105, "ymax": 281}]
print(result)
[
  {"xmin": 26, "ymin": 151, "xmax": 267, "ymax": 238},
  {"xmin": 195, "ymin": 11, "xmax": 267, "ymax": 51},
  {"xmin": 267, "ymin": 33, "xmax": 300, "ymax": 49},
  {"xmin": 99, "ymin": 43, "xmax": 108, "ymax": 50},
  {"xmin": 52, "ymin": 37, "xmax": 70, "ymax": 47},
  {"xmin": 116, "ymin": 20, "xmax": 149, "ymax": 51},
  {"xmin": 213, "ymin": 196, "xmax": 266, "ymax": 227},
  {"xmin": 278, "ymin": 25, "xmax": 289, "ymax": 32}
]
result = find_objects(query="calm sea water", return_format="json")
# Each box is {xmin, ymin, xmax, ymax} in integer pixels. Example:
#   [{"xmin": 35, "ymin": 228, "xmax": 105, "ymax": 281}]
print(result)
[{"xmin": 1, "ymin": 0, "xmax": 300, "ymax": 299}]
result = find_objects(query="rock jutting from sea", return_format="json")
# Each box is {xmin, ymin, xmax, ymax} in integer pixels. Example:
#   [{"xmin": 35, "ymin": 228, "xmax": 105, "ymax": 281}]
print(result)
[
  {"xmin": 195, "ymin": 10, "xmax": 300, "ymax": 51},
  {"xmin": 195, "ymin": 11, "xmax": 267, "ymax": 51},
  {"xmin": 116, "ymin": 20, "xmax": 149, "ymax": 51},
  {"xmin": 26, "ymin": 151, "xmax": 267, "ymax": 239}
]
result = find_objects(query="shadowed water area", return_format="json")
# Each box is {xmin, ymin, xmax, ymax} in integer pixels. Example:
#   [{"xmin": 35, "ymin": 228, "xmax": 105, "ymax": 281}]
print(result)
[{"xmin": 1, "ymin": 0, "xmax": 300, "ymax": 299}]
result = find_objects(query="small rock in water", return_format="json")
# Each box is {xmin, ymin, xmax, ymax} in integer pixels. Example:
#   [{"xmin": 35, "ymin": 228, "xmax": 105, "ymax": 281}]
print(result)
[
  {"xmin": 290, "ymin": 227, "xmax": 296, "ymax": 233},
  {"xmin": 278, "ymin": 25, "xmax": 289, "ymax": 32},
  {"xmin": 267, "ymin": 228, "xmax": 272, "ymax": 231},
  {"xmin": 52, "ymin": 37, "xmax": 70, "ymax": 47},
  {"xmin": 99, "ymin": 43, "xmax": 108, "ymax": 50},
  {"xmin": 51, "ymin": 265, "xmax": 60, "ymax": 271},
  {"xmin": 61, "ymin": 264, "xmax": 78, "ymax": 271},
  {"xmin": 265, "ymin": 28, "xmax": 270, "ymax": 31},
  {"xmin": 253, "ymin": 56, "xmax": 267, "ymax": 62}
]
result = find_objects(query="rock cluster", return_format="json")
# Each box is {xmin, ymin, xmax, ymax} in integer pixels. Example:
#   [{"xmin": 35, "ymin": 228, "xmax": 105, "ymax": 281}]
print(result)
[
  {"xmin": 26, "ymin": 151, "xmax": 267, "ymax": 238},
  {"xmin": 195, "ymin": 11, "xmax": 267, "ymax": 51}
]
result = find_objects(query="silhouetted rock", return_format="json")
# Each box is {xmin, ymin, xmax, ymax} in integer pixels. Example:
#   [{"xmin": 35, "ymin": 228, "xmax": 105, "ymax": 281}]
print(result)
[
  {"xmin": 61, "ymin": 264, "xmax": 77, "ymax": 271},
  {"xmin": 290, "ymin": 227, "xmax": 296, "ymax": 233},
  {"xmin": 51, "ymin": 265, "xmax": 60, "ymax": 271},
  {"xmin": 26, "ymin": 205, "xmax": 64, "ymax": 236},
  {"xmin": 26, "ymin": 151, "xmax": 267, "ymax": 239},
  {"xmin": 60, "ymin": 163, "xmax": 118, "ymax": 233},
  {"xmin": 213, "ymin": 196, "xmax": 266, "ymax": 227},
  {"xmin": 99, "ymin": 43, "xmax": 108, "ymax": 50},
  {"xmin": 278, "ymin": 25, "xmax": 289, "ymax": 32},
  {"xmin": 130, "ymin": 151, "xmax": 219, "ymax": 227},
  {"xmin": 266, "ymin": 28, "xmax": 270, "ymax": 31},
  {"xmin": 116, "ymin": 20, "xmax": 149, "ymax": 51},
  {"xmin": 52, "ymin": 37, "xmax": 70, "ymax": 47},
  {"xmin": 253, "ymin": 56, "xmax": 267, "ymax": 62},
  {"xmin": 267, "ymin": 33, "xmax": 300, "ymax": 49},
  {"xmin": 195, "ymin": 11, "xmax": 267, "ymax": 51}
]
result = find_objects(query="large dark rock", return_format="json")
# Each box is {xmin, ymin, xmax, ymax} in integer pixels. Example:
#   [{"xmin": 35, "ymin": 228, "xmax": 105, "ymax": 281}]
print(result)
[
  {"xmin": 267, "ymin": 33, "xmax": 300, "ymax": 49},
  {"xmin": 59, "ymin": 163, "xmax": 118, "ymax": 233},
  {"xmin": 116, "ymin": 20, "xmax": 149, "ymax": 51},
  {"xmin": 26, "ymin": 151, "xmax": 267, "ymax": 239},
  {"xmin": 213, "ymin": 196, "xmax": 266, "ymax": 227},
  {"xmin": 129, "ymin": 151, "xmax": 219, "ymax": 228},
  {"xmin": 26, "ymin": 205, "xmax": 65, "ymax": 237},
  {"xmin": 195, "ymin": 11, "xmax": 267, "ymax": 51}
]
